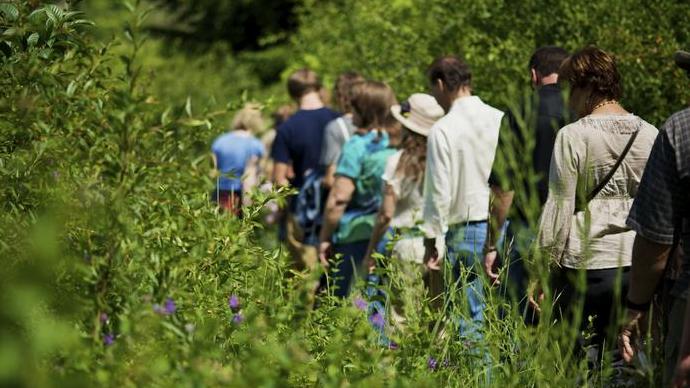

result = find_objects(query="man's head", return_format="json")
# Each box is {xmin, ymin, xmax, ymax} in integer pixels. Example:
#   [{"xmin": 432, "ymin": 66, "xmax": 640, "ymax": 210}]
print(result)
[
  {"xmin": 427, "ymin": 55, "xmax": 472, "ymax": 112},
  {"xmin": 528, "ymin": 46, "xmax": 569, "ymax": 87},
  {"xmin": 287, "ymin": 68, "xmax": 322, "ymax": 102}
]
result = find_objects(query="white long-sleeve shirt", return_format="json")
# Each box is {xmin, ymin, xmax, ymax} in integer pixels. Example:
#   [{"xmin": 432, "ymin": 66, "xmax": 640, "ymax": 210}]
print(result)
[{"xmin": 421, "ymin": 96, "xmax": 504, "ymax": 238}]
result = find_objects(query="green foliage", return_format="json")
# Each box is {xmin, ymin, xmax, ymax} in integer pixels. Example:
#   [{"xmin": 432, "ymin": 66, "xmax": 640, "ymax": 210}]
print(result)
[
  {"xmin": 292, "ymin": 0, "xmax": 690, "ymax": 125},
  {"xmin": 149, "ymin": 0, "xmax": 298, "ymax": 51},
  {"xmin": 0, "ymin": 0, "xmax": 680, "ymax": 386}
]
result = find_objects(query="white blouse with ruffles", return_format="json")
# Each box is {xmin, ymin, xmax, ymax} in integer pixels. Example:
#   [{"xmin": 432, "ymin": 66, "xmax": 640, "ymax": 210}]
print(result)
[{"xmin": 537, "ymin": 114, "xmax": 658, "ymax": 270}]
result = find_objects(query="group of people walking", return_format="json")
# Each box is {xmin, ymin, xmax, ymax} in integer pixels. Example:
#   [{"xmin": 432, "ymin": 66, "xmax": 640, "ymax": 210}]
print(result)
[{"xmin": 211, "ymin": 45, "xmax": 690, "ymax": 385}]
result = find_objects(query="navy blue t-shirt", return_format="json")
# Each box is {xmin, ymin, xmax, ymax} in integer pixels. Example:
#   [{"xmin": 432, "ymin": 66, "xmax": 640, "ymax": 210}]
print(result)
[{"xmin": 271, "ymin": 107, "xmax": 339, "ymax": 188}]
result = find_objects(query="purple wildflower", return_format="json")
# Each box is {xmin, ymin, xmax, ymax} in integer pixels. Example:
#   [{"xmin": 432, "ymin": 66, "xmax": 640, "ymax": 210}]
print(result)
[
  {"xmin": 153, "ymin": 303, "xmax": 165, "ymax": 314},
  {"xmin": 353, "ymin": 297, "xmax": 367, "ymax": 311},
  {"xmin": 103, "ymin": 333, "xmax": 115, "ymax": 346},
  {"xmin": 369, "ymin": 312, "xmax": 385, "ymax": 330},
  {"xmin": 164, "ymin": 298, "xmax": 176, "ymax": 315},
  {"xmin": 228, "ymin": 295, "xmax": 240, "ymax": 312},
  {"xmin": 99, "ymin": 312, "xmax": 109, "ymax": 323},
  {"xmin": 442, "ymin": 358, "xmax": 450, "ymax": 368},
  {"xmin": 388, "ymin": 341, "xmax": 399, "ymax": 350},
  {"xmin": 427, "ymin": 356, "xmax": 438, "ymax": 371},
  {"xmin": 232, "ymin": 313, "xmax": 244, "ymax": 324}
]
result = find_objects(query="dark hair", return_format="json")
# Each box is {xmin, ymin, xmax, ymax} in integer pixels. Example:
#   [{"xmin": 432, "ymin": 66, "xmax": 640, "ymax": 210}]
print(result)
[
  {"xmin": 529, "ymin": 46, "xmax": 569, "ymax": 76},
  {"xmin": 287, "ymin": 68, "xmax": 321, "ymax": 101},
  {"xmin": 559, "ymin": 46, "xmax": 623, "ymax": 105},
  {"xmin": 351, "ymin": 80, "xmax": 397, "ymax": 129},
  {"xmin": 427, "ymin": 55, "xmax": 471, "ymax": 92},
  {"xmin": 333, "ymin": 71, "xmax": 365, "ymax": 114},
  {"xmin": 395, "ymin": 129, "xmax": 427, "ymax": 185}
]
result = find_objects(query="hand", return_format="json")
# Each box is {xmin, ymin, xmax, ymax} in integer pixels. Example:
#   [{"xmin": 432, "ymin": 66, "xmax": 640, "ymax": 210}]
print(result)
[
  {"xmin": 673, "ymin": 354, "xmax": 690, "ymax": 387},
  {"xmin": 318, "ymin": 241, "xmax": 332, "ymax": 269},
  {"xmin": 483, "ymin": 250, "xmax": 500, "ymax": 286},
  {"xmin": 618, "ymin": 308, "xmax": 646, "ymax": 363},
  {"xmin": 363, "ymin": 252, "xmax": 376, "ymax": 273},
  {"xmin": 424, "ymin": 245, "xmax": 441, "ymax": 271},
  {"xmin": 527, "ymin": 282, "xmax": 544, "ymax": 313}
]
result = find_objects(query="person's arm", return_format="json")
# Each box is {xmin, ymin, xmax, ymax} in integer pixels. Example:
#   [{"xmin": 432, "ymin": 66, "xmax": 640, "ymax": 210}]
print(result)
[
  {"xmin": 619, "ymin": 128, "xmax": 682, "ymax": 363},
  {"xmin": 619, "ymin": 236, "xmax": 673, "ymax": 362},
  {"xmin": 364, "ymin": 184, "xmax": 397, "ymax": 271},
  {"xmin": 484, "ymin": 186, "xmax": 514, "ymax": 284},
  {"xmin": 271, "ymin": 127, "xmax": 291, "ymax": 187},
  {"xmin": 318, "ymin": 176, "xmax": 355, "ymax": 267},
  {"xmin": 320, "ymin": 122, "xmax": 341, "ymax": 190},
  {"xmin": 322, "ymin": 164, "xmax": 337, "ymax": 189},
  {"xmin": 242, "ymin": 156, "xmax": 260, "ymax": 204},
  {"xmin": 421, "ymin": 127, "xmax": 451, "ymax": 270},
  {"xmin": 536, "ymin": 128, "xmax": 580, "ymax": 266}
]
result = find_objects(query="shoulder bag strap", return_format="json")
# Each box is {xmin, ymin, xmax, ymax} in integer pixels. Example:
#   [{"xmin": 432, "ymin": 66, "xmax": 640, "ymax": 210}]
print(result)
[
  {"xmin": 337, "ymin": 117, "xmax": 350, "ymax": 142},
  {"xmin": 576, "ymin": 124, "xmax": 641, "ymax": 213}
]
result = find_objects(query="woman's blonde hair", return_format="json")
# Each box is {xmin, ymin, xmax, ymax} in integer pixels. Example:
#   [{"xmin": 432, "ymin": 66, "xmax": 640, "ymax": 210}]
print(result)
[{"xmin": 231, "ymin": 103, "xmax": 264, "ymax": 133}]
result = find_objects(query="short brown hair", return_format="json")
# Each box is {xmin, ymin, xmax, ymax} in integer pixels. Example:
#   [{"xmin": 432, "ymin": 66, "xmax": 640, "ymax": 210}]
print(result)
[
  {"xmin": 427, "ymin": 55, "xmax": 472, "ymax": 92},
  {"xmin": 287, "ymin": 68, "xmax": 322, "ymax": 100},
  {"xmin": 351, "ymin": 81, "xmax": 397, "ymax": 129},
  {"xmin": 333, "ymin": 71, "xmax": 365, "ymax": 114},
  {"xmin": 559, "ymin": 46, "xmax": 622, "ymax": 103}
]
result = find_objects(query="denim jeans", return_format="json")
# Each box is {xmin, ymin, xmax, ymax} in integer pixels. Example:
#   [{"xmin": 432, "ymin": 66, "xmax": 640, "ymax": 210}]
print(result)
[{"xmin": 445, "ymin": 221, "xmax": 489, "ymax": 340}]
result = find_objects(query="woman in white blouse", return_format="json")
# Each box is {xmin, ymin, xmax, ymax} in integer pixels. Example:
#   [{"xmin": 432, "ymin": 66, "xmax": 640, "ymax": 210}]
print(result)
[
  {"xmin": 537, "ymin": 47, "xmax": 657, "ymax": 357},
  {"xmin": 364, "ymin": 93, "xmax": 445, "ymax": 300}
]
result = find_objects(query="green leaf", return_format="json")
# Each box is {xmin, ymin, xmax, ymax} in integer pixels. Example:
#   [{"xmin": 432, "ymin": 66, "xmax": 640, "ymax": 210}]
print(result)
[
  {"xmin": 184, "ymin": 96, "xmax": 192, "ymax": 118},
  {"xmin": 27, "ymin": 33, "xmax": 39, "ymax": 47},
  {"xmin": 0, "ymin": 3, "xmax": 19, "ymax": 21},
  {"xmin": 66, "ymin": 81, "xmax": 77, "ymax": 97},
  {"xmin": 179, "ymin": 118, "xmax": 207, "ymax": 127}
]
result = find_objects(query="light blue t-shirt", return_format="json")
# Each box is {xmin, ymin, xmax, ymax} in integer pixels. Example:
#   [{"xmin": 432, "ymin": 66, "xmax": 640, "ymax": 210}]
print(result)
[
  {"xmin": 334, "ymin": 130, "xmax": 395, "ymax": 243},
  {"xmin": 212, "ymin": 131, "xmax": 265, "ymax": 191}
]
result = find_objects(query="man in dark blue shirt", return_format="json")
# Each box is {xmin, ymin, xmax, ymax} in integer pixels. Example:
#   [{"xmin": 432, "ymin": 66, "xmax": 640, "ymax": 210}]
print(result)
[{"xmin": 271, "ymin": 68, "xmax": 339, "ymax": 269}]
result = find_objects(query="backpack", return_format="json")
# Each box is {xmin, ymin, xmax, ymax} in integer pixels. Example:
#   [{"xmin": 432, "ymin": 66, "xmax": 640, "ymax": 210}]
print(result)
[
  {"xmin": 294, "ymin": 117, "xmax": 350, "ymax": 245},
  {"xmin": 294, "ymin": 168, "xmax": 325, "ymax": 246}
]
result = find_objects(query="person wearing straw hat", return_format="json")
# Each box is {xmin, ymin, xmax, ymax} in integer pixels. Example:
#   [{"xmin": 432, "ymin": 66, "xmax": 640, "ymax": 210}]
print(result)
[
  {"xmin": 618, "ymin": 49, "xmax": 690, "ymax": 386},
  {"xmin": 363, "ymin": 94, "xmax": 446, "ymax": 306}
]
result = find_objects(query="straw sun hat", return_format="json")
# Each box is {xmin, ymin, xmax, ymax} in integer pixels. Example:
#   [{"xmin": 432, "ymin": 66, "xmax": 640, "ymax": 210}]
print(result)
[{"xmin": 390, "ymin": 93, "xmax": 444, "ymax": 137}]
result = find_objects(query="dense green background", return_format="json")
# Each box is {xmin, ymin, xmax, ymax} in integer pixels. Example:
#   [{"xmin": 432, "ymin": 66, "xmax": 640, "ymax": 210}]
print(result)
[{"xmin": 1, "ymin": 0, "xmax": 688, "ymax": 386}]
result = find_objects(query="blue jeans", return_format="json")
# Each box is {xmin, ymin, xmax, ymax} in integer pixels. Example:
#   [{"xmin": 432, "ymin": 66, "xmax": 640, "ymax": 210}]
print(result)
[{"xmin": 445, "ymin": 221, "xmax": 489, "ymax": 340}]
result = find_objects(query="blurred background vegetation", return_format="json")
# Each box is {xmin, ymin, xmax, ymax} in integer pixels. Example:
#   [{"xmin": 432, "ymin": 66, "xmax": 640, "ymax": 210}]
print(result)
[{"xmin": 1, "ymin": 0, "xmax": 688, "ymax": 386}]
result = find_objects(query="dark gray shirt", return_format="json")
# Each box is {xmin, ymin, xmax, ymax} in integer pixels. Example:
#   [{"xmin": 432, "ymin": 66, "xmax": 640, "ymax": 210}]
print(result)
[
  {"xmin": 319, "ymin": 115, "xmax": 356, "ymax": 167},
  {"xmin": 627, "ymin": 107, "xmax": 690, "ymax": 297}
]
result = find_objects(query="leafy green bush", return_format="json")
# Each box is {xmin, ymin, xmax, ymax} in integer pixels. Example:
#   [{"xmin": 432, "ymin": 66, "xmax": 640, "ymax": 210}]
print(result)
[
  {"xmin": 292, "ymin": 0, "xmax": 690, "ymax": 125},
  {"xmin": 1, "ymin": 1, "xmax": 677, "ymax": 386}
]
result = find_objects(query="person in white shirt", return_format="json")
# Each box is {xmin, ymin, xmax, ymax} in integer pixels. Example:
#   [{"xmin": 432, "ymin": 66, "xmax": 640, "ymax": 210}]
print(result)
[{"xmin": 421, "ymin": 55, "xmax": 504, "ymax": 340}]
